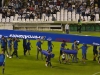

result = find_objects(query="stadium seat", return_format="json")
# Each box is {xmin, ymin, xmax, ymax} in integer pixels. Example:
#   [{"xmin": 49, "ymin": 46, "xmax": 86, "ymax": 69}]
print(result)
[
  {"xmin": 0, "ymin": 14, "xmax": 2, "ymax": 22},
  {"xmin": 68, "ymin": 12, "xmax": 71, "ymax": 21},
  {"xmin": 34, "ymin": 19, "xmax": 37, "ymax": 21},
  {"xmin": 42, "ymin": 14, "xmax": 45, "ymax": 21},
  {"xmin": 72, "ymin": 10, "xmax": 75, "ymax": 21},
  {"xmin": 30, "ymin": 19, "xmax": 33, "ymax": 22},
  {"xmin": 87, "ymin": 16, "xmax": 90, "ymax": 21},
  {"xmin": 14, "ymin": 14, "xmax": 18, "ymax": 21},
  {"xmin": 6, "ymin": 17, "xmax": 10, "ymax": 22},
  {"xmin": 64, "ymin": 10, "xmax": 67, "ymax": 21},
  {"xmin": 53, "ymin": 14, "xmax": 56, "ymax": 20},
  {"xmin": 49, "ymin": 15, "xmax": 52, "ymax": 21},
  {"xmin": 22, "ymin": 18, "xmax": 25, "ymax": 22},
  {"xmin": 61, "ymin": 9, "xmax": 64, "ymax": 21},
  {"xmin": 76, "ymin": 14, "xmax": 79, "ymax": 21},
  {"xmin": 84, "ymin": 16, "xmax": 88, "ymax": 21},
  {"xmin": 45, "ymin": 16, "xmax": 48, "ymax": 21},
  {"xmin": 95, "ymin": 14, "xmax": 99, "ymax": 21},
  {"xmin": 26, "ymin": 19, "xmax": 29, "ymax": 22},
  {"xmin": 37, "ymin": 19, "xmax": 41, "ymax": 21},
  {"xmin": 81, "ymin": 16, "xmax": 83, "ymax": 20},
  {"xmin": 1, "ymin": 18, "xmax": 6, "ymax": 22},
  {"xmin": 10, "ymin": 16, "xmax": 14, "ymax": 22},
  {"xmin": 57, "ymin": 12, "xmax": 60, "ymax": 21}
]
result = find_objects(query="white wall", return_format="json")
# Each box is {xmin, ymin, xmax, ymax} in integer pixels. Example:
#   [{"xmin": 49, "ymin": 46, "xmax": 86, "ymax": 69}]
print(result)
[{"xmin": 0, "ymin": 24, "xmax": 13, "ymax": 30}]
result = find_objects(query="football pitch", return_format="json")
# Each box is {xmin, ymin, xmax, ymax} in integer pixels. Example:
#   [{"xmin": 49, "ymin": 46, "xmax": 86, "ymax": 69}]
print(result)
[{"xmin": 0, "ymin": 31, "xmax": 100, "ymax": 75}]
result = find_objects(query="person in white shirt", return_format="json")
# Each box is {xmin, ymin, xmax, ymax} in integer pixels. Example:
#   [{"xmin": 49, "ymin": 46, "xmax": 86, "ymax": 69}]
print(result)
[{"xmin": 65, "ymin": 23, "xmax": 69, "ymax": 34}]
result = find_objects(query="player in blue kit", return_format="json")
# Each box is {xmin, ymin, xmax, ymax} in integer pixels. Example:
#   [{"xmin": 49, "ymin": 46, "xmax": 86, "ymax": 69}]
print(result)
[
  {"xmin": 26, "ymin": 40, "xmax": 32, "ymax": 55},
  {"xmin": 47, "ymin": 37, "xmax": 54, "ymax": 52},
  {"xmin": 1, "ymin": 36, "xmax": 6, "ymax": 54},
  {"xmin": 12, "ymin": 38, "xmax": 20, "ymax": 58},
  {"xmin": 98, "ymin": 47, "xmax": 100, "ymax": 64},
  {"xmin": 93, "ymin": 45, "xmax": 98, "ymax": 61},
  {"xmin": 0, "ymin": 50, "xmax": 5, "ymax": 74},
  {"xmin": 8, "ymin": 37, "xmax": 12, "ymax": 58},
  {"xmin": 23, "ymin": 39, "xmax": 27, "ymax": 56},
  {"xmin": 80, "ymin": 44, "xmax": 89, "ymax": 63},
  {"xmin": 59, "ymin": 40, "xmax": 67, "ymax": 63},
  {"xmin": 45, "ymin": 51, "xmax": 52, "ymax": 67},
  {"xmin": 36, "ymin": 38, "xmax": 44, "ymax": 60}
]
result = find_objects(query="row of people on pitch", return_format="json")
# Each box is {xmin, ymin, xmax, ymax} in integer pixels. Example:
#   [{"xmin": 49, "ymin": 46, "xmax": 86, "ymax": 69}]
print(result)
[
  {"xmin": 59, "ymin": 40, "xmax": 100, "ymax": 64},
  {"xmin": 0, "ymin": 36, "xmax": 20, "ymax": 58}
]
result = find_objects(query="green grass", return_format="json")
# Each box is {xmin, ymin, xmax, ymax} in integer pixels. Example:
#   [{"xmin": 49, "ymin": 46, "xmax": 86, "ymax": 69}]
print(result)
[{"xmin": 0, "ymin": 31, "xmax": 100, "ymax": 75}]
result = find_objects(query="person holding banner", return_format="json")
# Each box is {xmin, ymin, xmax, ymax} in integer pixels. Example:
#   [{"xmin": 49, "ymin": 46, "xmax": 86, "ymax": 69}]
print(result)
[
  {"xmin": 80, "ymin": 44, "xmax": 90, "ymax": 64},
  {"xmin": 72, "ymin": 40, "xmax": 79, "ymax": 62},
  {"xmin": 36, "ymin": 38, "xmax": 43, "ymax": 60},
  {"xmin": 61, "ymin": 52, "xmax": 67, "ymax": 64},
  {"xmin": 47, "ymin": 37, "xmax": 54, "ymax": 52},
  {"xmin": 59, "ymin": 40, "xmax": 67, "ymax": 63},
  {"xmin": 45, "ymin": 51, "xmax": 52, "ymax": 67}
]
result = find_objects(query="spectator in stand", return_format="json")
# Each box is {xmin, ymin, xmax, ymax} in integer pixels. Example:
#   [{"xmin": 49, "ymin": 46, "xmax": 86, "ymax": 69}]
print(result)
[{"xmin": 0, "ymin": 0, "xmax": 99, "ymax": 21}]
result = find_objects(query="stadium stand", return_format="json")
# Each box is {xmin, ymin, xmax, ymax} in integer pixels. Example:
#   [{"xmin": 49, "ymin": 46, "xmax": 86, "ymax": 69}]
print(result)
[{"xmin": 0, "ymin": 0, "xmax": 100, "ymax": 23}]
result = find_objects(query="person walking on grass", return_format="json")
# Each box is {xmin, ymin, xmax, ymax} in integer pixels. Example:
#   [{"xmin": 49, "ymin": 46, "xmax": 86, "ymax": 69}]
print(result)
[
  {"xmin": 36, "ymin": 38, "xmax": 44, "ymax": 60},
  {"xmin": 26, "ymin": 40, "xmax": 33, "ymax": 55},
  {"xmin": 12, "ymin": 38, "xmax": 20, "ymax": 58},
  {"xmin": 8, "ymin": 37, "xmax": 12, "ymax": 58},
  {"xmin": 23, "ymin": 39, "xmax": 27, "ymax": 56}
]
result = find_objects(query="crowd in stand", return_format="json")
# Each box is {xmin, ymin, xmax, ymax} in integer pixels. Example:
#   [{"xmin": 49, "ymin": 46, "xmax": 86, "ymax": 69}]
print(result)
[{"xmin": 0, "ymin": 0, "xmax": 100, "ymax": 21}]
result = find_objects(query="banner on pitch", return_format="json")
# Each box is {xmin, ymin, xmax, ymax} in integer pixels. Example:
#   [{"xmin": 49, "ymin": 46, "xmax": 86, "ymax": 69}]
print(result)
[{"xmin": 0, "ymin": 30, "xmax": 100, "ymax": 44}]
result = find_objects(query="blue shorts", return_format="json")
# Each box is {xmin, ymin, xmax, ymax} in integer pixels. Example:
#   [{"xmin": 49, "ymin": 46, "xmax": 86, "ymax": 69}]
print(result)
[
  {"xmin": 27, "ymin": 47, "xmax": 31, "ymax": 50},
  {"xmin": 0, "ymin": 62, "xmax": 5, "ymax": 66}
]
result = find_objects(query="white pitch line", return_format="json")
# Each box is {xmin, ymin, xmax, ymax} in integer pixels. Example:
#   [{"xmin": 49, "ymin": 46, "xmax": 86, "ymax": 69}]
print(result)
[{"xmin": 92, "ymin": 72, "xmax": 100, "ymax": 75}]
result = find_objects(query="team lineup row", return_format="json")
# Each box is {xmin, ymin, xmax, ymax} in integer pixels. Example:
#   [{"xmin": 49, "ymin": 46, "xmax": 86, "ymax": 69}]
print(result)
[{"xmin": 0, "ymin": 36, "xmax": 100, "ymax": 67}]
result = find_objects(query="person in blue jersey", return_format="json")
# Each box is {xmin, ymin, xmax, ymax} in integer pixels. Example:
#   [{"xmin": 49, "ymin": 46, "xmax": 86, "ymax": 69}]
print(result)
[
  {"xmin": 0, "ymin": 50, "xmax": 5, "ymax": 74},
  {"xmin": 45, "ymin": 51, "xmax": 52, "ymax": 67},
  {"xmin": 8, "ymin": 37, "xmax": 12, "ymax": 58},
  {"xmin": 4, "ymin": 37, "xmax": 9, "ymax": 57},
  {"xmin": 36, "ymin": 38, "xmax": 43, "ymax": 60},
  {"xmin": 47, "ymin": 37, "xmax": 54, "ymax": 52},
  {"xmin": 23, "ymin": 39, "xmax": 27, "ymax": 56},
  {"xmin": 98, "ymin": 47, "xmax": 100, "ymax": 64},
  {"xmin": 93, "ymin": 45, "xmax": 98, "ymax": 61},
  {"xmin": 1, "ymin": 36, "xmax": 6, "ymax": 54},
  {"xmin": 12, "ymin": 38, "xmax": 19, "ymax": 58},
  {"xmin": 59, "ymin": 40, "xmax": 67, "ymax": 63},
  {"xmin": 26, "ymin": 40, "xmax": 32, "ymax": 55},
  {"xmin": 80, "ymin": 44, "xmax": 89, "ymax": 64}
]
